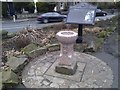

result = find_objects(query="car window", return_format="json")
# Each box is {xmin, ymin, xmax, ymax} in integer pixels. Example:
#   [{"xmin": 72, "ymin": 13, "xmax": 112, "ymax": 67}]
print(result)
[
  {"xmin": 41, "ymin": 13, "xmax": 53, "ymax": 16},
  {"xmin": 96, "ymin": 9, "xmax": 102, "ymax": 12},
  {"xmin": 53, "ymin": 13, "xmax": 60, "ymax": 16}
]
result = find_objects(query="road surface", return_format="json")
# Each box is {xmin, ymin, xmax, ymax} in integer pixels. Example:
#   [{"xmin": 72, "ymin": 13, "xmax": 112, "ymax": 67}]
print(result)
[
  {"xmin": 95, "ymin": 14, "xmax": 116, "ymax": 21},
  {"xmin": 2, "ymin": 14, "xmax": 117, "ymax": 32},
  {"xmin": 2, "ymin": 18, "xmax": 61, "ymax": 32}
]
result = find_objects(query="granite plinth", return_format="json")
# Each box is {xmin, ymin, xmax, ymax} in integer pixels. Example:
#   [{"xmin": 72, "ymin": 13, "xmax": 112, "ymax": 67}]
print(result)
[{"xmin": 55, "ymin": 61, "xmax": 77, "ymax": 75}]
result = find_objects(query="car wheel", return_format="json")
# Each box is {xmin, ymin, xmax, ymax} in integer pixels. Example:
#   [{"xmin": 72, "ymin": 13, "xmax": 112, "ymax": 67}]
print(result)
[
  {"xmin": 43, "ymin": 19, "xmax": 48, "ymax": 23},
  {"xmin": 103, "ymin": 14, "xmax": 106, "ymax": 16}
]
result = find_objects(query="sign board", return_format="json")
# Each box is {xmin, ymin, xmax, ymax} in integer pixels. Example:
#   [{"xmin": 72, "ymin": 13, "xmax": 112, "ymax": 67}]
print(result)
[{"xmin": 66, "ymin": 3, "xmax": 97, "ymax": 25}]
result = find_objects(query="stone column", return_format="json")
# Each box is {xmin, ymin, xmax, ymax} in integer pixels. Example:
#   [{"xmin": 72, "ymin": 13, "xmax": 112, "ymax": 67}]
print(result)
[
  {"xmin": 55, "ymin": 31, "xmax": 78, "ymax": 75},
  {"xmin": 59, "ymin": 44, "xmax": 74, "ymax": 66}
]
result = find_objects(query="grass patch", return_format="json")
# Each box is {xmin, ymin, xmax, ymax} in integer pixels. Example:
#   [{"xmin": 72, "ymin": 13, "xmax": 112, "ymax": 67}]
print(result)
[
  {"xmin": 95, "ymin": 38, "xmax": 104, "ymax": 50},
  {"xmin": 106, "ymin": 26, "xmax": 116, "ymax": 32},
  {"xmin": 98, "ymin": 26, "xmax": 116, "ymax": 39},
  {"xmin": 0, "ymin": 30, "xmax": 8, "ymax": 36},
  {"xmin": 98, "ymin": 31, "xmax": 108, "ymax": 38}
]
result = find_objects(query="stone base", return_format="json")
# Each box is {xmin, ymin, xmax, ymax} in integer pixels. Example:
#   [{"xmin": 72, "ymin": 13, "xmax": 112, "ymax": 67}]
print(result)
[
  {"xmin": 55, "ymin": 61, "xmax": 77, "ymax": 75},
  {"xmin": 22, "ymin": 52, "xmax": 113, "ymax": 88}
]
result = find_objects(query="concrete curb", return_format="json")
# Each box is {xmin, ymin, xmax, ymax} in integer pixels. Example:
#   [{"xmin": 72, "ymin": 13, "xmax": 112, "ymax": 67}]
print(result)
[
  {"xmin": 2, "ymin": 19, "xmax": 29, "ymax": 23},
  {"xmin": 14, "ymin": 19, "xmax": 29, "ymax": 23}
]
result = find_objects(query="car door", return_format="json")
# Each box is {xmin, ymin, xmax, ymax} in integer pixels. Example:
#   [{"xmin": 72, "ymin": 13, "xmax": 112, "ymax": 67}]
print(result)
[
  {"xmin": 45, "ymin": 13, "xmax": 53, "ymax": 21},
  {"xmin": 52, "ymin": 13, "xmax": 63, "ymax": 21},
  {"xmin": 45, "ymin": 13, "xmax": 55, "ymax": 22}
]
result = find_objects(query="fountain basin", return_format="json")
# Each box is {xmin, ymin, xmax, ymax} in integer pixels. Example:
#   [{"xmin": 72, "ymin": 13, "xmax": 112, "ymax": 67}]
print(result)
[{"xmin": 56, "ymin": 31, "xmax": 77, "ymax": 44}]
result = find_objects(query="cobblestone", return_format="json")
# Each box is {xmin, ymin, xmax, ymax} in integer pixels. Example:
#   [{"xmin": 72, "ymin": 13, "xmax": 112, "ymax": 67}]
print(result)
[
  {"xmin": 22, "ymin": 51, "xmax": 113, "ymax": 88},
  {"xmin": 69, "ymin": 84, "xmax": 79, "ymax": 88},
  {"xmin": 50, "ymin": 83, "xmax": 60, "ymax": 88},
  {"xmin": 77, "ymin": 62, "xmax": 86, "ymax": 72}
]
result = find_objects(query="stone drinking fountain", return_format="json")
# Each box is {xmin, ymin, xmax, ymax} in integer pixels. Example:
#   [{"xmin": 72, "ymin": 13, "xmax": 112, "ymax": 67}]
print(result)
[
  {"xmin": 55, "ymin": 31, "xmax": 78, "ymax": 75},
  {"xmin": 22, "ymin": 3, "xmax": 113, "ymax": 88},
  {"xmin": 22, "ymin": 30, "xmax": 113, "ymax": 88}
]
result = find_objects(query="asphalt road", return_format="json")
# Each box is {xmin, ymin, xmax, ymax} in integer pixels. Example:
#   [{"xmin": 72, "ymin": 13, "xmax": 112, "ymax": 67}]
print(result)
[
  {"xmin": 2, "ymin": 14, "xmax": 116, "ymax": 32},
  {"xmin": 93, "ymin": 30, "xmax": 119, "ymax": 88},
  {"xmin": 2, "ymin": 18, "xmax": 61, "ymax": 32}
]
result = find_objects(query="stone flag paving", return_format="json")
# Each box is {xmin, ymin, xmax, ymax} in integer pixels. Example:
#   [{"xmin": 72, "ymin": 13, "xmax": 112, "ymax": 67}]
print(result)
[{"xmin": 22, "ymin": 51, "xmax": 113, "ymax": 88}]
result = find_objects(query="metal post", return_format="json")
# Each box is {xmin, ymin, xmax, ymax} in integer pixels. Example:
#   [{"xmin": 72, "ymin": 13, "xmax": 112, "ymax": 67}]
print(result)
[
  {"xmin": 76, "ymin": 24, "xmax": 83, "ymax": 43},
  {"xmin": 13, "ymin": 15, "xmax": 16, "ymax": 22},
  {"xmin": 34, "ymin": 2, "xmax": 37, "ymax": 13}
]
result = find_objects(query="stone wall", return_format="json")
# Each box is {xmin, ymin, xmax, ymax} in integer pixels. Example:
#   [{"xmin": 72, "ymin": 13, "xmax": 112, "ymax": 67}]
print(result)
[{"xmin": 16, "ymin": 13, "xmax": 37, "ymax": 19}]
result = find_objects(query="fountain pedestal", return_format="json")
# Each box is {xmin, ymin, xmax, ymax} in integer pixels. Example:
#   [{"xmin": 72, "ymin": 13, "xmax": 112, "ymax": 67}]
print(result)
[{"xmin": 55, "ymin": 31, "xmax": 78, "ymax": 75}]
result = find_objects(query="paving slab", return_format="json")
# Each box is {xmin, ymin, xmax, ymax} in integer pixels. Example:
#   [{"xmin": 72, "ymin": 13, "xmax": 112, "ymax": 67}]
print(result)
[
  {"xmin": 22, "ymin": 51, "xmax": 113, "ymax": 88},
  {"xmin": 46, "ymin": 60, "xmax": 83, "ymax": 82}
]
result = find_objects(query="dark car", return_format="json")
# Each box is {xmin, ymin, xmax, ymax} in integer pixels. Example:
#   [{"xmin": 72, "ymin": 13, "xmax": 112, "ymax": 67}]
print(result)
[
  {"xmin": 37, "ymin": 12, "xmax": 67, "ymax": 23},
  {"xmin": 96, "ymin": 9, "xmax": 107, "ymax": 17}
]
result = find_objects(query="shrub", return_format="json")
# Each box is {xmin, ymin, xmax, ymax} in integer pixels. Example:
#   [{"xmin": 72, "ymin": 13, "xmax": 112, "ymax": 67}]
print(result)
[
  {"xmin": 0, "ymin": 30, "xmax": 8, "ymax": 36},
  {"xmin": 11, "ymin": 32, "xmax": 31, "ymax": 49},
  {"xmin": 116, "ymin": 1, "xmax": 120, "ymax": 9},
  {"xmin": 95, "ymin": 38, "xmax": 104, "ymax": 50},
  {"xmin": 14, "ymin": 2, "xmax": 35, "ymax": 14},
  {"xmin": 36, "ymin": 2, "xmax": 55, "ymax": 13},
  {"xmin": 98, "ymin": 31, "xmax": 108, "ymax": 38},
  {"xmin": 24, "ymin": 2, "xmax": 35, "ymax": 13},
  {"xmin": 0, "ymin": 30, "xmax": 8, "ymax": 39},
  {"xmin": 2, "ymin": 2, "xmax": 9, "ymax": 18}
]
